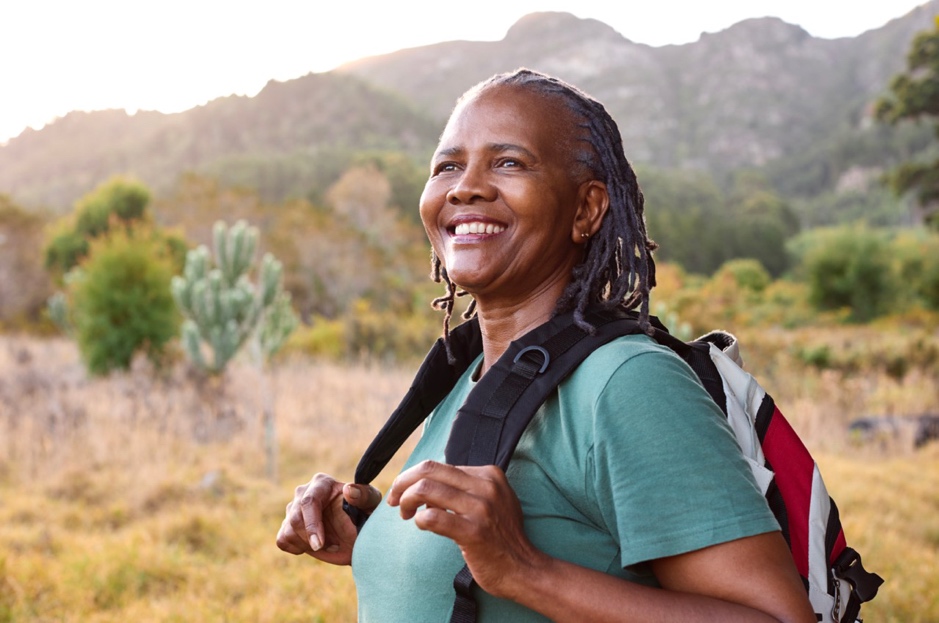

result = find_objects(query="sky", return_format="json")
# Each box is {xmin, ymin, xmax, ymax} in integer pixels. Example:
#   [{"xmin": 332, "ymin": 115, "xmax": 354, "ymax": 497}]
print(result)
[{"xmin": 0, "ymin": 0, "xmax": 932, "ymax": 144}]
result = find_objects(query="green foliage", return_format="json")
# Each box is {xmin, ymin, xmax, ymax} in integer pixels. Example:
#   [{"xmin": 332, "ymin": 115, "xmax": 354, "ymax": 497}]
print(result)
[
  {"xmin": 893, "ymin": 229, "xmax": 939, "ymax": 310},
  {"xmin": 44, "ymin": 176, "xmax": 153, "ymax": 277},
  {"xmin": 715, "ymin": 259, "xmax": 772, "ymax": 293},
  {"xmin": 69, "ymin": 230, "xmax": 179, "ymax": 375},
  {"xmin": 730, "ymin": 187, "xmax": 800, "ymax": 277},
  {"xmin": 172, "ymin": 220, "xmax": 298, "ymax": 373},
  {"xmin": 641, "ymin": 167, "xmax": 798, "ymax": 276},
  {"xmin": 876, "ymin": 19, "xmax": 939, "ymax": 228},
  {"xmin": 794, "ymin": 225, "xmax": 897, "ymax": 322}
]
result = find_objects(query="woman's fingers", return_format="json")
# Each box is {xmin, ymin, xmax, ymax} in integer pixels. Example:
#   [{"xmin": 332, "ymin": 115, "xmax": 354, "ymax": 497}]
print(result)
[
  {"xmin": 299, "ymin": 474, "xmax": 338, "ymax": 551},
  {"xmin": 388, "ymin": 460, "xmax": 498, "ymax": 506},
  {"xmin": 343, "ymin": 483, "xmax": 383, "ymax": 512},
  {"xmin": 276, "ymin": 514, "xmax": 309, "ymax": 555}
]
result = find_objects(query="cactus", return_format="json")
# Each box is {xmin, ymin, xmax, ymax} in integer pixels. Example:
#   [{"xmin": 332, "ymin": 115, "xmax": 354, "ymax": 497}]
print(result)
[{"xmin": 172, "ymin": 220, "xmax": 297, "ymax": 374}]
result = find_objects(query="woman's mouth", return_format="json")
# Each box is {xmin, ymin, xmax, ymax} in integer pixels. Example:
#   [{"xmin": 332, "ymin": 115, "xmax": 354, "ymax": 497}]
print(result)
[{"xmin": 452, "ymin": 222, "xmax": 506, "ymax": 236}]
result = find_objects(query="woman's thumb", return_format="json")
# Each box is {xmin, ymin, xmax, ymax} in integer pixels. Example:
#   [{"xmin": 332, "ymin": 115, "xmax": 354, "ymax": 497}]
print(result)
[{"xmin": 344, "ymin": 483, "xmax": 382, "ymax": 511}]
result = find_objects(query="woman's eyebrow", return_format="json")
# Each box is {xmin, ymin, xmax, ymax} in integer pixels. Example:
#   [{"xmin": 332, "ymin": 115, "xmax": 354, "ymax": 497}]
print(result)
[
  {"xmin": 433, "ymin": 146, "xmax": 464, "ymax": 160},
  {"xmin": 433, "ymin": 143, "xmax": 538, "ymax": 160},
  {"xmin": 488, "ymin": 143, "xmax": 537, "ymax": 159}
]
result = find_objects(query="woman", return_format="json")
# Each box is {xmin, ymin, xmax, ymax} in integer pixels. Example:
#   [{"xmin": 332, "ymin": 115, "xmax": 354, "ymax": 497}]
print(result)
[{"xmin": 277, "ymin": 69, "xmax": 816, "ymax": 623}]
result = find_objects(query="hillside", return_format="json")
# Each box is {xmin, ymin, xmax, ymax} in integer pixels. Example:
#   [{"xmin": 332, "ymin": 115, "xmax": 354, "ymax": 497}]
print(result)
[
  {"xmin": 1, "ymin": 3, "xmax": 937, "ymax": 212},
  {"xmin": 0, "ymin": 72, "xmax": 439, "ymax": 211},
  {"xmin": 340, "ymin": 4, "xmax": 938, "ymax": 176}
]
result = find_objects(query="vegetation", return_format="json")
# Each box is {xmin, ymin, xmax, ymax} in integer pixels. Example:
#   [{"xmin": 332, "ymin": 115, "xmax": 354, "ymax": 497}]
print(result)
[
  {"xmin": 0, "ymin": 195, "xmax": 52, "ymax": 328},
  {"xmin": 68, "ymin": 229, "xmax": 180, "ymax": 375},
  {"xmin": 876, "ymin": 18, "xmax": 939, "ymax": 228},
  {"xmin": 172, "ymin": 220, "xmax": 297, "ymax": 374},
  {"xmin": 0, "ymin": 13, "xmax": 937, "ymax": 619},
  {"xmin": 44, "ymin": 178, "xmax": 187, "ymax": 375},
  {"xmin": 0, "ymin": 331, "xmax": 935, "ymax": 622}
]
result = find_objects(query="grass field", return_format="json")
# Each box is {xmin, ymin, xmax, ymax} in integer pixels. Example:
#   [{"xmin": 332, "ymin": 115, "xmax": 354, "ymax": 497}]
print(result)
[{"xmin": 0, "ymin": 334, "xmax": 936, "ymax": 622}]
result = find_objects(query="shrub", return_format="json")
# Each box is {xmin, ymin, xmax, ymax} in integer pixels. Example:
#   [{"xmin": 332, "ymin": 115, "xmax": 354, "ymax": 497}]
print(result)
[
  {"xmin": 714, "ymin": 259, "xmax": 772, "ymax": 293},
  {"xmin": 69, "ymin": 230, "xmax": 179, "ymax": 375},
  {"xmin": 796, "ymin": 225, "xmax": 897, "ymax": 322},
  {"xmin": 45, "ymin": 177, "xmax": 152, "ymax": 278}
]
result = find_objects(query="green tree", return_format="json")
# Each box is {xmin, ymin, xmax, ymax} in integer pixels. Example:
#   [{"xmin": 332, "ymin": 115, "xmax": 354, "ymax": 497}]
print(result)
[
  {"xmin": 875, "ymin": 18, "xmax": 939, "ymax": 228},
  {"xmin": 795, "ymin": 225, "xmax": 896, "ymax": 322},
  {"xmin": 69, "ymin": 230, "xmax": 179, "ymax": 375},
  {"xmin": 44, "ymin": 176, "xmax": 169, "ymax": 278}
]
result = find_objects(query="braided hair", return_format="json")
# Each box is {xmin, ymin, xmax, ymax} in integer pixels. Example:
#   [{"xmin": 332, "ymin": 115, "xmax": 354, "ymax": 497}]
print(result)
[{"xmin": 430, "ymin": 68, "xmax": 657, "ymax": 353}]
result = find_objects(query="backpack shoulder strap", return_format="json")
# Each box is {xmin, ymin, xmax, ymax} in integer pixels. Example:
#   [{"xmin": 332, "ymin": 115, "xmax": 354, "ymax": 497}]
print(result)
[
  {"xmin": 445, "ymin": 308, "xmax": 647, "ymax": 469},
  {"xmin": 445, "ymin": 308, "xmax": 649, "ymax": 623},
  {"xmin": 351, "ymin": 317, "xmax": 483, "ymax": 483}
]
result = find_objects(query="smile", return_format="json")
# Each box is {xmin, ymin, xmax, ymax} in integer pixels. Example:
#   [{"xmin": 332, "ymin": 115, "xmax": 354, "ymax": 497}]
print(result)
[{"xmin": 453, "ymin": 222, "xmax": 506, "ymax": 236}]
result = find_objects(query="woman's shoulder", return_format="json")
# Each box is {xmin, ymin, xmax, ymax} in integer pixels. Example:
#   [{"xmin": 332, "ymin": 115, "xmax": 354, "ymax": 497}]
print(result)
[{"xmin": 568, "ymin": 333, "xmax": 697, "ymax": 393}]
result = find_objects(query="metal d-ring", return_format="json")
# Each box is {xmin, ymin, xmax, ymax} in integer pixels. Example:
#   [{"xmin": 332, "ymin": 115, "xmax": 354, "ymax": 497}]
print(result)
[{"xmin": 513, "ymin": 345, "xmax": 550, "ymax": 374}]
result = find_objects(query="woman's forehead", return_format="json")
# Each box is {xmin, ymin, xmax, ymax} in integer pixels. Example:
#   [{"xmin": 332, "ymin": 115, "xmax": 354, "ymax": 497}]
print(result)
[{"xmin": 440, "ymin": 85, "xmax": 578, "ymax": 152}]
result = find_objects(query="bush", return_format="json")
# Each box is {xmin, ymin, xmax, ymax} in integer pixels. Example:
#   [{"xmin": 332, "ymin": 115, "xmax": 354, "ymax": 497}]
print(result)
[
  {"xmin": 893, "ymin": 229, "xmax": 939, "ymax": 311},
  {"xmin": 69, "ymin": 230, "xmax": 179, "ymax": 375},
  {"xmin": 45, "ymin": 177, "xmax": 152, "ymax": 278},
  {"xmin": 714, "ymin": 259, "xmax": 772, "ymax": 293},
  {"xmin": 795, "ymin": 225, "xmax": 896, "ymax": 322}
]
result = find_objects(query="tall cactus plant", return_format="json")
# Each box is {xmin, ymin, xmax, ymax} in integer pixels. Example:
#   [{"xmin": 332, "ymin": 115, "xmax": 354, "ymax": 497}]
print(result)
[{"xmin": 172, "ymin": 220, "xmax": 297, "ymax": 374}]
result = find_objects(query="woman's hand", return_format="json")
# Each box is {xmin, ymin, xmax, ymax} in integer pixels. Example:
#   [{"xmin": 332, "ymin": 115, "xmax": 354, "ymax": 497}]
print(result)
[
  {"xmin": 276, "ymin": 473, "xmax": 382, "ymax": 566},
  {"xmin": 386, "ymin": 460, "xmax": 545, "ymax": 600}
]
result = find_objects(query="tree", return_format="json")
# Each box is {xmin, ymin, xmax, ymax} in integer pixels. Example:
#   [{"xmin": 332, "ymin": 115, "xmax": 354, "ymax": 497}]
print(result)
[
  {"xmin": 875, "ymin": 18, "xmax": 939, "ymax": 228},
  {"xmin": 796, "ymin": 225, "xmax": 896, "ymax": 322},
  {"xmin": 44, "ymin": 178, "xmax": 186, "ymax": 374},
  {"xmin": 45, "ymin": 177, "xmax": 155, "ymax": 278},
  {"xmin": 69, "ymin": 229, "xmax": 179, "ymax": 375}
]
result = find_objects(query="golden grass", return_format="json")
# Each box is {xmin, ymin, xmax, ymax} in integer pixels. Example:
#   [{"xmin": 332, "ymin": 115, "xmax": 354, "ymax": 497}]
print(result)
[{"xmin": 0, "ymin": 332, "xmax": 936, "ymax": 621}]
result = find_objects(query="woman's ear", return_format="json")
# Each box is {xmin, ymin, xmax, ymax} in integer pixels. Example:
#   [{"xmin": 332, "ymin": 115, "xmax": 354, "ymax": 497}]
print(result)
[{"xmin": 571, "ymin": 180, "xmax": 610, "ymax": 244}]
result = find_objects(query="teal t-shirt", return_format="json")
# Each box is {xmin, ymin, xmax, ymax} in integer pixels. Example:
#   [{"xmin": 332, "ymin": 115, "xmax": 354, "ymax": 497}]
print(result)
[{"xmin": 352, "ymin": 334, "xmax": 779, "ymax": 622}]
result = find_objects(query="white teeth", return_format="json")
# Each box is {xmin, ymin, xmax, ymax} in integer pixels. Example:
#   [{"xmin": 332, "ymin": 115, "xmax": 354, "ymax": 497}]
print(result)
[{"xmin": 454, "ymin": 222, "xmax": 505, "ymax": 236}]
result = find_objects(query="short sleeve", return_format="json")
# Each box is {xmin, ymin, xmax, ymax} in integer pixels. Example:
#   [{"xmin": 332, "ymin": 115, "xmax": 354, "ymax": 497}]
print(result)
[{"xmin": 586, "ymin": 347, "xmax": 780, "ymax": 569}]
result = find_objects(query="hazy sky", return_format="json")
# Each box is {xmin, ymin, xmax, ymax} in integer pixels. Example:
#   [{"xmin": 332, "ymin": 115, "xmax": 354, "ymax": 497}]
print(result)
[{"xmin": 0, "ymin": 0, "xmax": 932, "ymax": 143}]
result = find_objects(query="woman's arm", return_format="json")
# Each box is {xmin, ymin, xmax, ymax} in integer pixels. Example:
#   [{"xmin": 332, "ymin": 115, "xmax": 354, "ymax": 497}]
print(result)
[{"xmin": 387, "ymin": 460, "xmax": 816, "ymax": 623}]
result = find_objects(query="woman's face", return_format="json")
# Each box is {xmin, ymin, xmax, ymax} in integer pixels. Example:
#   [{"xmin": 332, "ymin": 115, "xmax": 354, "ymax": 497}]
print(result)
[{"xmin": 420, "ymin": 85, "xmax": 602, "ymax": 307}]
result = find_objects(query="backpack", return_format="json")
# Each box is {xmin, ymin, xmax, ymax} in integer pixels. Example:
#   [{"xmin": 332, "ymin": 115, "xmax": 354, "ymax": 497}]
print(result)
[{"xmin": 346, "ymin": 307, "xmax": 883, "ymax": 623}]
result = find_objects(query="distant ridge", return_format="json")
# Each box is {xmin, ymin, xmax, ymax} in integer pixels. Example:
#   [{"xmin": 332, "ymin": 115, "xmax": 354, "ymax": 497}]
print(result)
[{"xmin": 1, "ymin": 2, "xmax": 936, "ymax": 211}]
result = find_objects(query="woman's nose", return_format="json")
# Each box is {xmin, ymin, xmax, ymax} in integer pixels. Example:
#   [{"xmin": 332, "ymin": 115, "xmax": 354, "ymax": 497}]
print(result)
[{"xmin": 446, "ymin": 166, "xmax": 496, "ymax": 205}]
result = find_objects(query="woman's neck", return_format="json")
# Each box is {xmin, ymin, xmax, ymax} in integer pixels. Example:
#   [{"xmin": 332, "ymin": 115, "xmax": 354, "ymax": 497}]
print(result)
[{"xmin": 473, "ymin": 282, "xmax": 567, "ymax": 376}]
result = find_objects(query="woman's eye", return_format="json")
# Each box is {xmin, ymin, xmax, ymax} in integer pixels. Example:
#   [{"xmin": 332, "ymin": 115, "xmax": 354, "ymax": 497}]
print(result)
[
  {"xmin": 433, "ymin": 162, "xmax": 458, "ymax": 175},
  {"xmin": 499, "ymin": 159, "xmax": 521, "ymax": 168}
]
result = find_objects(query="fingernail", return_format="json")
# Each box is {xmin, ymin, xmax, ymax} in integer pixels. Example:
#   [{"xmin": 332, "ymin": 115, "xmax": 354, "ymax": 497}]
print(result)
[
  {"xmin": 326, "ymin": 545, "xmax": 340, "ymax": 553},
  {"xmin": 310, "ymin": 535, "xmax": 322, "ymax": 551},
  {"xmin": 346, "ymin": 485, "xmax": 361, "ymax": 501}
]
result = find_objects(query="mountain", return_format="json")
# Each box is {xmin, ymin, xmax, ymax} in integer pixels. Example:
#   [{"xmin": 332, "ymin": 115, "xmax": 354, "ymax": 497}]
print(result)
[
  {"xmin": 0, "ymin": 72, "xmax": 439, "ymax": 211},
  {"xmin": 339, "ymin": 4, "xmax": 938, "ymax": 175},
  {"xmin": 1, "ymin": 3, "xmax": 937, "ymax": 212}
]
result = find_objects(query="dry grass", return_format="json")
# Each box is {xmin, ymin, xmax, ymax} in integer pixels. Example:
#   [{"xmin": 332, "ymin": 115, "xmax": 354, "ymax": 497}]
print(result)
[{"xmin": 0, "ymin": 332, "xmax": 936, "ymax": 621}]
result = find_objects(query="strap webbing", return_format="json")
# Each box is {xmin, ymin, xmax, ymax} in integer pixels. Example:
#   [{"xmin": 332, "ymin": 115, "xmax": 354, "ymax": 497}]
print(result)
[
  {"xmin": 451, "ymin": 566, "xmax": 478, "ymax": 623},
  {"xmin": 447, "ymin": 309, "xmax": 647, "ymax": 469},
  {"xmin": 446, "ymin": 309, "xmax": 649, "ymax": 622}
]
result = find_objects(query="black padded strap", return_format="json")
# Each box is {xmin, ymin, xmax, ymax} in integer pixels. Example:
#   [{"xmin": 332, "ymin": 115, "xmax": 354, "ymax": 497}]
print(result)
[
  {"xmin": 446, "ymin": 308, "xmax": 648, "ymax": 622},
  {"xmin": 450, "ymin": 565, "xmax": 478, "ymax": 623},
  {"xmin": 353, "ymin": 318, "xmax": 483, "ymax": 486},
  {"xmin": 446, "ymin": 309, "xmax": 645, "ymax": 469},
  {"xmin": 344, "ymin": 319, "xmax": 483, "ymax": 530}
]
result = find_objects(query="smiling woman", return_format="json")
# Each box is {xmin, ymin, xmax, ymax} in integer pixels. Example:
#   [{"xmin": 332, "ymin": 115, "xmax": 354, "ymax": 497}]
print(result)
[{"xmin": 276, "ymin": 69, "xmax": 817, "ymax": 623}]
